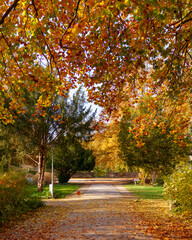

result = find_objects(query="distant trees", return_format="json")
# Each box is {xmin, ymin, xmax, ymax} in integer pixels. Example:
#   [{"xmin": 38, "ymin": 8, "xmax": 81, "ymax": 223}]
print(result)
[{"xmin": 88, "ymin": 122, "xmax": 128, "ymax": 173}]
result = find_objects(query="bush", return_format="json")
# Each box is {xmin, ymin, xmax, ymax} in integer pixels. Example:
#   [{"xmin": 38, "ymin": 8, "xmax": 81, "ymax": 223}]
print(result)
[
  {"xmin": 0, "ymin": 171, "xmax": 43, "ymax": 225},
  {"xmin": 164, "ymin": 165, "xmax": 192, "ymax": 216}
]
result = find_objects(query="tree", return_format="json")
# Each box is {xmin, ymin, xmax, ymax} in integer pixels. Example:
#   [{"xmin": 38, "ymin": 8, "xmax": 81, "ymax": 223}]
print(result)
[
  {"xmin": 0, "ymin": 1, "xmax": 191, "ymax": 123},
  {"xmin": 6, "ymin": 87, "xmax": 96, "ymax": 191},
  {"xmin": 1, "ymin": 1, "xmax": 191, "ymax": 185},
  {"xmin": 88, "ymin": 122, "xmax": 128, "ymax": 172},
  {"xmin": 118, "ymin": 95, "xmax": 191, "ymax": 176},
  {"xmin": 47, "ymin": 136, "xmax": 95, "ymax": 183}
]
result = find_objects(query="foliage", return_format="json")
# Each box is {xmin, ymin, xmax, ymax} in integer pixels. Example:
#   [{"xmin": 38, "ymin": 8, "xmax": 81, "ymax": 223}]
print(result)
[
  {"xmin": 0, "ymin": 171, "xmax": 43, "ymax": 224},
  {"xmin": 2, "ymin": 87, "xmax": 96, "ymax": 191},
  {"xmin": 46, "ymin": 136, "xmax": 95, "ymax": 183},
  {"xmin": 93, "ymin": 165, "xmax": 109, "ymax": 177},
  {"xmin": 0, "ymin": 1, "xmax": 191, "ymax": 194},
  {"xmin": 88, "ymin": 122, "xmax": 129, "ymax": 172},
  {"xmin": 118, "ymin": 94, "xmax": 191, "ymax": 175},
  {"xmin": 10, "ymin": 86, "xmax": 95, "ymax": 156},
  {"xmin": 125, "ymin": 185, "xmax": 164, "ymax": 200},
  {"xmin": 0, "ymin": 123, "xmax": 25, "ymax": 171},
  {"xmin": 152, "ymin": 177, "xmax": 165, "ymax": 187},
  {"xmin": 0, "ymin": 0, "xmax": 191, "ymax": 123},
  {"xmin": 164, "ymin": 165, "xmax": 192, "ymax": 215}
]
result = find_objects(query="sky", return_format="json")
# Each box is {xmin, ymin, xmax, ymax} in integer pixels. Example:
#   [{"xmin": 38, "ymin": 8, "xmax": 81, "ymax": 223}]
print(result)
[{"xmin": 69, "ymin": 86, "xmax": 103, "ymax": 120}]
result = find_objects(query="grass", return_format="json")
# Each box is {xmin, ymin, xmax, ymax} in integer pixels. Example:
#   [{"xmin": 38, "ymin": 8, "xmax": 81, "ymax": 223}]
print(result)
[
  {"xmin": 124, "ymin": 184, "xmax": 164, "ymax": 199},
  {"xmin": 28, "ymin": 183, "xmax": 81, "ymax": 199}
]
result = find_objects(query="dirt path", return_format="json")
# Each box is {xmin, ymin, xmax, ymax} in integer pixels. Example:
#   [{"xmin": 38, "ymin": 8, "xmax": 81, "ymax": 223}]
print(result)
[{"xmin": 0, "ymin": 184, "xmax": 154, "ymax": 240}]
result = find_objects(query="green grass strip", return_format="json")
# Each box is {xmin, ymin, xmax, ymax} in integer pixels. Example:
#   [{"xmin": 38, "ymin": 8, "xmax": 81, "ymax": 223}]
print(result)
[
  {"xmin": 124, "ymin": 185, "xmax": 164, "ymax": 200},
  {"xmin": 27, "ymin": 184, "xmax": 81, "ymax": 199}
]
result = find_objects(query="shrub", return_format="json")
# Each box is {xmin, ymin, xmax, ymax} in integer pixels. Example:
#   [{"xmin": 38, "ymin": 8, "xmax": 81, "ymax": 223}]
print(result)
[
  {"xmin": 0, "ymin": 171, "xmax": 43, "ymax": 225},
  {"xmin": 163, "ymin": 165, "xmax": 192, "ymax": 216}
]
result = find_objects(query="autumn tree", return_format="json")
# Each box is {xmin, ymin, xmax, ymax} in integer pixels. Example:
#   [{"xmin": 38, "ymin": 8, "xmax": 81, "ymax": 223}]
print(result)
[
  {"xmin": 0, "ymin": 0, "xmax": 191, "ymax": 185},
  {"xmin": 4, "ymin": 87, "xmax": 96, "ymax": 191},
  {"xmin": 118, "ymin": 94, "xmax": 191, "ymax": 176},
  {"xmin": 88, "ymin": 122, "xmax": 128, "ymax": 173},
  {"xmin": 0, "ymin": 0, "xmax": 191, "ymax": 123}
]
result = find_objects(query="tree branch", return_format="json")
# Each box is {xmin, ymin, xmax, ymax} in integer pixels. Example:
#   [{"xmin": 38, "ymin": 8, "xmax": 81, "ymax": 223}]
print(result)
[
  {"xmin": 179, "ymin": 17, "xmax": 192, "ymax": 26},
  {"xmin": 31, "ymin": 0, "xmax": 38, "ymax": 17},
  {"xmin": 24, "ymin": 4, "xmax": 32, "ymax": 31},
  {"xmin": 0, "ymin": 50, "xmax": 7, "ymax": 70},
  {"xmin": 187, "ymin": 50, "xmax": 192, "ymax": 60},
  {"xmin": 169, "ymin": 10, "xmax": 192, "ymax": 27},
  {"xmin": 26, "ymin": 154, "xmax": 39, "ymax": 165},
  {"xmin": 31, "ymin": 0, "xmax": 60, "ymax": 78},
  {"xmin": 0, "ymin": 0, "xmax": 20, "ymax": 25},
  {"xmin": 60, "ymin": 0, "xmax": 81, "ymax": 48},
  {"xmin": 0, "ymin": 51, "xmax": 8, "ymax": 82},
  {"xmin": 183, "ymin": 43, "xmax": 188, "ymax": 71},
  {"xmin": 0, "ymin": 31, "xmax": 25, "ymax": 77}
]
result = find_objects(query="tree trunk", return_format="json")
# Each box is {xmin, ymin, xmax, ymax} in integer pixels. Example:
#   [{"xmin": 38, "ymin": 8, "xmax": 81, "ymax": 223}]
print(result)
[{"xmin": 37, "ymin": 151, "xmax": 46, "ymax": 192}]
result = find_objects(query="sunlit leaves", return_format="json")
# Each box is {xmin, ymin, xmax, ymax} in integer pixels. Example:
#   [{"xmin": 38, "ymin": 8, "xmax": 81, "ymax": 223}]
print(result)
[
  {"xmin": 88, "ymin": 122, "xmax": 128, "ymax": 172},
  {"xmin": 118, "ymin": 82, "xmax": 191, "ymax": 174},
  {"xmin": 0, "ymin": 0, "xmax": 191, "ymax": 122}
]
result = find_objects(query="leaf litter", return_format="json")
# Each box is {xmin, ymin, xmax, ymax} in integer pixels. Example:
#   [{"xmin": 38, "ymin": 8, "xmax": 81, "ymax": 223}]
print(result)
[{"xmin": 0, "ymin": 185, "xmax": 191, "ymax": 239}]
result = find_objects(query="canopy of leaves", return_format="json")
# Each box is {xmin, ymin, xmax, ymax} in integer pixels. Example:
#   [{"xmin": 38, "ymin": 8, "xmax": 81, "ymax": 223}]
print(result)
[{"xmin": 0, "ymin": 0, "xmax": 191, "ymax": 123}]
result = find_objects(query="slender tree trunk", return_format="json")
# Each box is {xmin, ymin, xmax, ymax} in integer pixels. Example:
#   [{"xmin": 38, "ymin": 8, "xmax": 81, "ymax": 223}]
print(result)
[{"xmin": 38, "ymin": 151, "xmax": 46, "ymax": 192}]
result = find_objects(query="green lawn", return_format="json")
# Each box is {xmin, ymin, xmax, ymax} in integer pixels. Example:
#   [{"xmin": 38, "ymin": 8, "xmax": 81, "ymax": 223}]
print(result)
[
  {"xmin": 124, "ymin": 185, "xmax": 164, "ymax": 199},
  {"xmin": 28, "ymin": 184, "xmax": 81, "ymax": 199}
]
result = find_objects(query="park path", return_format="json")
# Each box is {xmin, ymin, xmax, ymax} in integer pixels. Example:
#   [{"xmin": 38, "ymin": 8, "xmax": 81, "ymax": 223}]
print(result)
[{"xmin": 0, "ymin": 184, "xmax": 154, "ymax": 240}]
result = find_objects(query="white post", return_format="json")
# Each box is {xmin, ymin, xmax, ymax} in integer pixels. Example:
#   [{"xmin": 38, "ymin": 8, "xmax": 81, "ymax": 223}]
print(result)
[{"xmin": 51, "ymin": 145, "xmax": 54, "ymax": 198}]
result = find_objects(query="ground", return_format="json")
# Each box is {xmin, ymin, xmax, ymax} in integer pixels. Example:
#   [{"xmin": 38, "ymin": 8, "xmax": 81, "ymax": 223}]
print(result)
[{"xmin": 0, "ymin": 181, "xmax": 192, "ymax": 239}]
